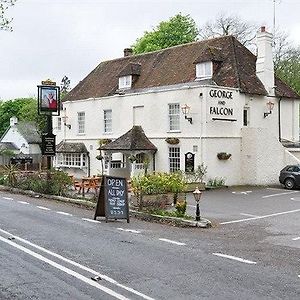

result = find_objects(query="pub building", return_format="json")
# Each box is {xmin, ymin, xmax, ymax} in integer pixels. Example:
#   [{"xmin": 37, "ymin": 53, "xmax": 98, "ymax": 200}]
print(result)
[{"xmin": 53, "ymin": 27, "xmax": 300, "ymax": 186}]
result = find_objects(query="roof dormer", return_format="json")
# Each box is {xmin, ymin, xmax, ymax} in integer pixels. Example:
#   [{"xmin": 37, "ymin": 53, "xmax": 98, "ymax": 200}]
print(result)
[{"xmin": 118, "ymin": 63, "xmax": 141, "ymax": 90}]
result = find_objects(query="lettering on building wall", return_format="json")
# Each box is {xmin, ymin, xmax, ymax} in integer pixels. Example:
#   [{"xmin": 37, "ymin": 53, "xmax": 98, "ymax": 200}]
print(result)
[
  {"xmin": 209, "ymin": 89, "xmax": 233, "ymax": 99},
  {"xmin": 208, "ymin": 89, "xmax": 235, "ymax": 119}
]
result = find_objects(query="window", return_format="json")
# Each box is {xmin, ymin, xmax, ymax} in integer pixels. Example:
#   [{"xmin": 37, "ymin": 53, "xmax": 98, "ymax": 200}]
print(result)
[
  {"xmin": 77, "ymin": 112, "xmax": 85, "ymax": 134},
  {"xmin": 168, "ymin": 103, "xmax": 180, "ymax": 131},
  {"xmin": 56, "ymin": 153, "xmax": 86, "ymax": 168},
  {"xmin": 196, "ymin": 61, "xmax": 212, "ymax": 79},
  {"xmin": 104, "ymin": 109, "xmax": 112, "ymax": 133},
  {"xmin": 118, "ymin": 75, "xmax": 132, "ymax": 89},
  {"xmin": 169, "ymin": 147, "xmax": 180, "ymax": 172},
  {"xmin": 57, "ymin": 117, "xmax": 62, "ymax": 131},
  {"xmin": 243, "ymin": 107, "xmax": 250, "ymax": 126}
]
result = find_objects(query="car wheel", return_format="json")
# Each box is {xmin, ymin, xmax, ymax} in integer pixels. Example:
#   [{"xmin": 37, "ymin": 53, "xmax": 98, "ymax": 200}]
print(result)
[{"xmin": 284, "ymin": 178, "xmax": 295, "ymax": 190}]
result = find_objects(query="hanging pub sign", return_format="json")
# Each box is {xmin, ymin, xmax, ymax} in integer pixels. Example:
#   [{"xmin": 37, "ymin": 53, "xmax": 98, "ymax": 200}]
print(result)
[
  {"xmin": 185, "ymin": 152, "xmax": 195, "ymax": 173},
  {"xmin": 37, "ymin": 80, "xmax": 60, "ymax": 115},
  {"xmin": 94, "ymin": 175, "xmax": 129, "ymax": 223},
  {"xmin": 41, "ymin": 133, "xmax": 56, "ymax": 156}
]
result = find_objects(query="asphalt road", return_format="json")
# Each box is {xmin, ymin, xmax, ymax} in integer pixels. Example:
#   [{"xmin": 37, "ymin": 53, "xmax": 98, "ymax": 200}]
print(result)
[{"xmin": 0, "ymin": 187, "xmax": 299, "ymax": 299}]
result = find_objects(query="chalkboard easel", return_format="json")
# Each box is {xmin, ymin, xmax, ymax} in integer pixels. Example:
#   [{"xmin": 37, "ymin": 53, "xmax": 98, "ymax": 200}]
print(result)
[{"xmin": 94, "ymin": 175, "xmax": 129, "ymax": 223}]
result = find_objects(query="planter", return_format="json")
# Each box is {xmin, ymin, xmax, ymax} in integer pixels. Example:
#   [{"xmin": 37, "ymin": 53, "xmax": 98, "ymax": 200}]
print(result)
[
  {"xmin": 130, "ymin": 193, "xmax": 174, "ymax": 209},
  {"xmin": 184, "ymin": 182, "xmax": 206, "ymax": 192}
]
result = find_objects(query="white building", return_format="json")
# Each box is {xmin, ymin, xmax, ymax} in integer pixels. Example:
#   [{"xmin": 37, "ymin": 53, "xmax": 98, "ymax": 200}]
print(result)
[{"xmin": 54, "ymin": 27, "xmax": 300, "ymax": 185}]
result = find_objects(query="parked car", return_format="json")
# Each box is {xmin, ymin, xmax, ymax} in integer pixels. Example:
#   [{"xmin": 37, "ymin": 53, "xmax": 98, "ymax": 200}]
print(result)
[{"xmin": 279, "ymin": 165, "xmax": 300, "ymax": 189}]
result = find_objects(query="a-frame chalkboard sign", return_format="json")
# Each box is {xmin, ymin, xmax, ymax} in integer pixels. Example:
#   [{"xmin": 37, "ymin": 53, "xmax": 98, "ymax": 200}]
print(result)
[{"xmin": 94, "ymin": 175, "xmax": 129, "ymax": 223}]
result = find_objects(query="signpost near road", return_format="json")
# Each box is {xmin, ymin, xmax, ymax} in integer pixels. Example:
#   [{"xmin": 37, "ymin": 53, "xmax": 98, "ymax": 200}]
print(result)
[{"xmin": 94, "ymin": 175, "xmax": 129, "ymax": 223}]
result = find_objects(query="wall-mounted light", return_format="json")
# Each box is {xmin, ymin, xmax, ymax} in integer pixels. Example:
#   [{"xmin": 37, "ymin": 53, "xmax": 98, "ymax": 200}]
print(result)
[
  {"xmin": 62, "ymin": 115, "xmax": 71, "ymax": 129},
  {"xmin": 181, "ymin": 104, "xmax": 193, "ymax": 124},
  {"xmin": 264, "ymin": 101, "xmax": 274, "ymax": 118}
]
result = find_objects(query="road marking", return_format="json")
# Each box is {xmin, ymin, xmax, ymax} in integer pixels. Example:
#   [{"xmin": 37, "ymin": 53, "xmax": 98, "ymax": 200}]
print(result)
[
  {"xmin": 292, "ymin": 237, "xmax": 300, "ymax": 241},
  {"xmin": 3, "ymin": 197, "xmax": 13, "ymax": 200},
  {"xmin": 56, "ymin": 211, "xmax": 72, "ymax": 216},
  {"xmin": 187, "ymin": 204, "xmax": 196, "ymax": 208},
  {"xmin": 221, "ymin": 208, "xmax": 300, "ymax": 225},
  {"xmin": 0, "ymin": 227, "xmax": 155, "ymax": 300},
  {"xmin": 117, "ymin": 228, "xmax": 141, "ymax": 234},
  {"xmin": 240, "ymin": 213, "xmax": 259, "ymax": 217},
  {"xmin": 0, "ymin": 235, "xmax": 130, "ymax": 300},
  {"xmin": 82, "ymin": 218, "xmax": 101, "ymax": 223},
  {"xmin": 212, "ymin": 253, "xmax": 257, "ymax": 264},
  {"xmin": 262, "ymin": 191, "xmax": 299, "ymax": 198},
  {"xmin": 18, "ymin": 201, "xmax": 29, "ymax": 205},
  {"xmin": 232, "ymin": 191, "xmax": 252, "ymax": 195},
  {"xmin": 290, "ymin": 198, "xmax": 300, "ymax": 202},
  {"xmin": 159, "ymin": 238, "xmax": 186, "ymax": 246},
  {"xmin": 37, "ymin": 206, "xmax": 51, "ymax": 211}
]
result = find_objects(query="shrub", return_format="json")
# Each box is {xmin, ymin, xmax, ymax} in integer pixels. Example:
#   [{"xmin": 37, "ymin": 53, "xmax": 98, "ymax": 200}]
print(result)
[
  {"xmin": 175, "ymin": 200, "xmax": 187, "ymax": 217},
  {"xmin": 183, "ymin": 163, "xmax": 207, "ymax": 183},
  {"xmin": 207, "ymin": 177, "xmax": 226, "ymax": 187}
]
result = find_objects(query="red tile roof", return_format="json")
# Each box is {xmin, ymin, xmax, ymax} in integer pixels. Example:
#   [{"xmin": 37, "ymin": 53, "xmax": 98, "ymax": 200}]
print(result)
[{"xmin": 64, "ymin": 35, "xmax": 299, "ymax": 101}]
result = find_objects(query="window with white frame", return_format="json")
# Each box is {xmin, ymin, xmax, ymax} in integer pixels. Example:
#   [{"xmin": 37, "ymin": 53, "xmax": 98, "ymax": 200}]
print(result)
[
  {"xmin": 196, "ymin": 61, "xmax": 213, "ymax": 79},
  {"xmin": 104, "ymin": 109, "xmax": 112, "ymax": 133},
  {"xmin": 118, "ymin": 75, "xmax": 132, "ymax": 89},
  {"xmin": 57, "ymin": 117, "xmax": 62, "ymax": 131},
  {"xmin": 56, "ymin": 153, "xmax": 86, "ymax": 168},
  {"xmin": 169, "ymin": 147, "xmax": 180, "ymax": 172},
  {"xmin": 168, "ymin": 103, "xmax": 180, "ymax": 131},
  {"xmin": 77, "ymin": 112, "xmax": 85, "ymax": 134}
]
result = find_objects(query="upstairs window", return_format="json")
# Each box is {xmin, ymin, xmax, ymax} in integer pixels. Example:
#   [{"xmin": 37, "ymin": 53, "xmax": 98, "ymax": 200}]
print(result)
[
  {"xmin": 118, "ymin": 75, "xmax": 132, "ymax": 89},
  {"xmin": 168, "ymin": 103, "xmax": 180, "ymax": 131},
  {"xmin": 104, "ymin": 109, "xmax": 112, "ymax": 133},
  {"xmin": 77, "ymin": 112, "xmax": 85, "ymax": 134},
  {"xmin": 196, "ymin": 61, "xmax": 212, "ymax": 79}
]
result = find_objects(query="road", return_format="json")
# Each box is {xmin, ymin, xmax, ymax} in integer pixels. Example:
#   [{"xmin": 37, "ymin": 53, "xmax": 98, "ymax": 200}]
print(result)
[{"xmin": 0, "ymin": 187, "xmax": 299, "ymax": 299}]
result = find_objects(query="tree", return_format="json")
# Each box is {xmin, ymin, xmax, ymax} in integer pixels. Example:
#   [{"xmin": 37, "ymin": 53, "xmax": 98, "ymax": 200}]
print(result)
[
  {"xmin": 199, "ymin": 13, "xmax": 257, "ymax": 48},
  {"xmin": 0, "ymin": 0, "xmax": 17, "ymax": 31},
  {"xmin": 60, "ymin": 76, "xmax": 71, "ymax": 99},
  {"xmin": 0, "ymin": 98, "xmax": 46, "ymax": 137},
  {"xmin": 132, "ymin": 13, "xmax": 199, "ymax": 54}
]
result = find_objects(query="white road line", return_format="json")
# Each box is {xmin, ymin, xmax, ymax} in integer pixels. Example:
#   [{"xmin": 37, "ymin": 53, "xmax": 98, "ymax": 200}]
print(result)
[
  {"xmin": 56, "ymin": 211, "xmax": 72, "ymax": 216},
  {"xmin": 262, "ymin": 191, "xmax": 299, "ymax": 198},
  {"xmin": 0, "ymin": 236, "xmax": 130, "ymax": 300},
  {"xmin": 159, "ymin": 238, "xmax": 186, "ymax": 246},
  {"xmin": 37, "ymin": 206, "xmax": 51, "ymax": 211},
  {"xmin": 117, "ymin": 228, "xmax": 141, "ymax": 234},
  {"xmin": 292, "ymin": 237, "xmax": 300, "ymax": 241},
  {"xmin": 187, "ymin": 204, "xmax": 196, "ymax": 208},
  {"xmin": 240, "ymin": 213, "xmax": 259, "ymax": 217},
  {"xmin": 290, "ymin": 198, "xmax": 300, "ymax": 202},
  {"xmin": 221, "ymin": 208, "xmax": 300, "ymax": 225},
  {"xmin": 212, "ymin": 253, "xmax": 257, "ymax": 264},
  {"xmin": 18, "ymin": 201, "xmax": 29, "ymax": 205},
  {"xmin": 82, "ymin": 218, "xmax": 101, "ymax": 223},
  {"xmin": 3, "ymin": 197, "xmax": 13, "ymax": 200},
  {"xmin": 0, "ymin": 227, "xmax": 155, "ymax": 300}
]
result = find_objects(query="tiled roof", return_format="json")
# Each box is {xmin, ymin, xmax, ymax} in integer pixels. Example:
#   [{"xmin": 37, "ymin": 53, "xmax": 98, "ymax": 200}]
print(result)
[
  {"xmin": 0, "ymin": 142, "xmax": 18, "ymax": 151},
  {"xmin": 16, "ymin": 122, "xmax": 41, "ymax": 144},
  {"xmin": 64, "ymin": 35, "xmax": 299, "ymax": 102},
  {"xmin": 56, "ymin": 141, "xmax": 88, "ymax": 153},
  {"xmin": 100, "ymin": 126, "xmax": 157, "ymax": 151}
]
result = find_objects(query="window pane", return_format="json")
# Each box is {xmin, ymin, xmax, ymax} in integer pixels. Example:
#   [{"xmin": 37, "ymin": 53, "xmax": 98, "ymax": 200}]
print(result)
[
  {"xmin": 168, "ymin": 103, "xmax": 180, "ymax": 131},
  {"xmin": 104, "ymin": 109, "xmax": 112, "ymax": 133},
  {"xmin": 77, "ymin": 112, "xmax": 85, "ymax": 134},
  {"xmin": 169, "ymin": 147, "xmax": 180, "ymax": 172}
]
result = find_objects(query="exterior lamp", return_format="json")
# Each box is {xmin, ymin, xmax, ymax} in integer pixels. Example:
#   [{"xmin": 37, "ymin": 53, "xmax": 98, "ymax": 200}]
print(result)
[
  {"xmin": 62, "ymin": 115, "xmax": 71, "ymax": 129},
  {"xmin": 181, "ymin": 104, "xmax": 193, "ymax": 124},
  {"xmin": 263, "ymin": 101, "xmax": 274, "ymax": 118},
  {"xmin": 193, "ymin": 187, "xmax": 202, "ymax": 221}
]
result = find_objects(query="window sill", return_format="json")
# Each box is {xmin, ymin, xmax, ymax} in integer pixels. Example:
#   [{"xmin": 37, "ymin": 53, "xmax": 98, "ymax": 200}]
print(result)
[
  {"xmin": 103, "ymin": 132, "xmax": 113, "ymax": 135},
  {"xmin": 77, "ymin": 133, "xmax": 86, "ymax": 136},
  {"xmin": 167, "ymin": 130, "xmax": 181, "ymax": 133}
]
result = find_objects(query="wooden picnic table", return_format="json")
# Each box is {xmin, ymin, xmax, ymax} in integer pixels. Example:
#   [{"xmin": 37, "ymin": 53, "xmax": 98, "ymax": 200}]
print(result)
[{"xmin": 80, "ymin": 176, "xmax": 101, "ymax": 196}]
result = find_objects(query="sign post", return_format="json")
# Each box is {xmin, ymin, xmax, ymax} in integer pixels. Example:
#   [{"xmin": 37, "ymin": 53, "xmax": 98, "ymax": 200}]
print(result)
[{"xmin": 94, "ymin": 175, "xmax": 129, "ymax": 223}]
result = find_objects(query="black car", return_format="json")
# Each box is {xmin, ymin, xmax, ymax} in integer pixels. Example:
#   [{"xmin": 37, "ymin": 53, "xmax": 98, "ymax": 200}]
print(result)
[{"xmin": 279, "ymin": 165, "xmax": 300, "ymax": 189}]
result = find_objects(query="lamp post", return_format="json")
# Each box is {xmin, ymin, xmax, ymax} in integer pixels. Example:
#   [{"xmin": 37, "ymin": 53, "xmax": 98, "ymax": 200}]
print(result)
[{"xmin": 193, "ymin": 187, "xmax": 202, "ymax": 221}]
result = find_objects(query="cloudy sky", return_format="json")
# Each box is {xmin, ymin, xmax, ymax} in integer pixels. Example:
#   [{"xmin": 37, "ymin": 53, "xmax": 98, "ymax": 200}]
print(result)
[{"xmin": 1, "ymin": 0, "xmax": 300, "ymax": 100}]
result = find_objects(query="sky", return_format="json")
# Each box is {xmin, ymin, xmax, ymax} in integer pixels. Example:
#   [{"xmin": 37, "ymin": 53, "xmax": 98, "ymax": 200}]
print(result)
[{"xmin": 1, "ymin": 0, "xmax": 300, "ymax": 100}]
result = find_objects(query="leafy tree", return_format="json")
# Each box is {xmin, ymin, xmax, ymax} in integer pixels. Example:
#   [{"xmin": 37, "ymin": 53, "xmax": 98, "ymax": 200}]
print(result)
[
  {"xmin": 60, "ymin": 75, "xmax": 71, "ymax": 99},
  {"xmin": 0, "ymin": 98, "xmax": 46, "ymax": 137},
  {"xmin": 199, "ymin": 13, "xmax": 257, "ymax": 48},
  {"xmin": 0, "ymin": 0, "xmax": 17, "ymax": 31},
  {"xmin": 132, "ymin": 13, "xmax": 199, "ymax": 54}
]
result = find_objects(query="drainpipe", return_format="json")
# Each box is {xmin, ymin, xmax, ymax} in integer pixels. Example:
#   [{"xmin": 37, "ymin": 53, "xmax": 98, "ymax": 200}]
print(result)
[
  {"xmin": 278, "ymin": 97, "xmax": 282, "ymax": 142},
  {"xmin": 152, "ymin": 152, "xmax": 156, "ymax": 172},
  {"xmin": 87, "ymin": 152, "xmax": 90, "ymax": 176}
]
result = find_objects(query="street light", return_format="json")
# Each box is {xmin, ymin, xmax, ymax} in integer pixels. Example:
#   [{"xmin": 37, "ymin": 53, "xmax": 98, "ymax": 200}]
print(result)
[{"xmin": 193, "ymin": 187, "xmax": 202, "ymax": 221}]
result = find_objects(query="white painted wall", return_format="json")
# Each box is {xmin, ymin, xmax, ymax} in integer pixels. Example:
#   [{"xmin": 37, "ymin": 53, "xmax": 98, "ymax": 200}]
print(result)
[{"xmin": 1, "ymin": 127, "xmax": 27, "ymax": 153}]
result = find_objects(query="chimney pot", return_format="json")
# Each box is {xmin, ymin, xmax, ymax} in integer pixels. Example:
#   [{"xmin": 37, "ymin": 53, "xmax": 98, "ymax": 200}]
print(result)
[{"xmin": 124, "ymin": 48, "xmax": 133, "ymax": 57}]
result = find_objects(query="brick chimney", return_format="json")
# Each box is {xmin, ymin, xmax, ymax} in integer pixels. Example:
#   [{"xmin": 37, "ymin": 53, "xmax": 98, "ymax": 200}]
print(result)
[
  {"xmin": 256, "ymin": 26, "xmax": 275, "ymax": 95},
  {"xmin": 124, "ymin": 48, "xmax": 133, "ymax": 57}
]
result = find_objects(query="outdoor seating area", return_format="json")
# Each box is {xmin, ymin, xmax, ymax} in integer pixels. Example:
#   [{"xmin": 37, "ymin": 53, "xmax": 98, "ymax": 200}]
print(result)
[{"xmin": 70, "ymin": 175, "xmax": 101, "ymax": 196}]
